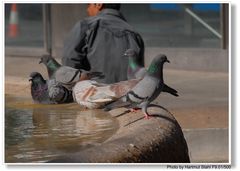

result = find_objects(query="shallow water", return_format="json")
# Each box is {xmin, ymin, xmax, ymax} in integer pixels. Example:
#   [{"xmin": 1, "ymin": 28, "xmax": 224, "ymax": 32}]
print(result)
[{"xmin": 5, "ymin": 94, "xmax": 119, "ymax": 163}]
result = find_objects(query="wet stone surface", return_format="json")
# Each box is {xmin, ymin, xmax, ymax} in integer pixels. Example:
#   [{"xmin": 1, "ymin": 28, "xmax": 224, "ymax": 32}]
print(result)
[{"xmin": 5, "ymin": 95, "xmax": 119, "ymax": 163}]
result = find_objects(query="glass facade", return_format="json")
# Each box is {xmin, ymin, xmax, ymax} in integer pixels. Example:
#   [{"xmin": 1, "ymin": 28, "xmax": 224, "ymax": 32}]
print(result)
[
  {"xmin": 5, "ymin": 4, "xmax": 44, "ymax": 47},
  {"xmin": 4, "ymin": 3, "xmax": 224, "ymax": 55},
  {"xmin": 121, "ymin": 4, "xmax": 221, "ymax": 48}
]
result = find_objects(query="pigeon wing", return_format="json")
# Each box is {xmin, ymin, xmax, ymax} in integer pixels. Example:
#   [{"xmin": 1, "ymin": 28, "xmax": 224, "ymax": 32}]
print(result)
[{"xmin": 55, "ymin": 66, "xmax": 81, "ymax": 89}]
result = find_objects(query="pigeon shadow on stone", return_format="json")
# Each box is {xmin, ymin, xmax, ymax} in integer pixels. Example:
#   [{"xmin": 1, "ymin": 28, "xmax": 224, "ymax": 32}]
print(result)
[
  {"xmin": 123, "ymin": 104, "xmax": 177, "ymax": 127},
  {"xmin": 147, "ymin": 104, "xmax": 178, "ymax": 125},
  {"xmin": 124, "ymin": 116, "xmax": 145, "ymax": 127},
  {"xmin": 114, "ymin": 109, "xmax": 132, "ymax": 118},
  {"xmin": 148, "ymin": 103, "xmax": 170, "ymax": 113}
]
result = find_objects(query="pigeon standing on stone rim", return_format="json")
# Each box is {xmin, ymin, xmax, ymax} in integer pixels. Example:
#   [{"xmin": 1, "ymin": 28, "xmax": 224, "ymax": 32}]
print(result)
[
  {"xmin": 104, "ymin": 54, "xmax": 171, "ymax": 119},
  {"xmin": 29, "ymin": 72, "xmax": 73, "ymax": 104},
  {"xmin": 124, "ymin": 49, "xmax": 178, "ymax": 97},
  {"xmin": 39, "ymin": 54, "xmax": 104, "ymax": 90}
]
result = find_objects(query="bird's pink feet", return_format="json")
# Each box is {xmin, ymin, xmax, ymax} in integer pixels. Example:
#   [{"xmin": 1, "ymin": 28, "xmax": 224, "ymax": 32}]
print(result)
[{"xmin": 144, "ymin": 112, "xmax": 151, "ymax": 119}]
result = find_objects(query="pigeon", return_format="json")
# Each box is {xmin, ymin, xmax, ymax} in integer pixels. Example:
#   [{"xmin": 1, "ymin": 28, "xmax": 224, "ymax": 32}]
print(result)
[
  {"xmin": 104, "ymin": 54, "xmax": 171, "ymax": 119},
  {"xmin": 29, "ymin": 72, "xmax": 52, "ymax": 104},
  {"xmin": 72, "ymin": 79, "xmax": 140, "ymax": 109},
  {"xmin": 39, "ymin": 54, "xmax": 104, "ymax": 90},
  {"xmin": 29, "ymin": 72, "xmax": 73, "ymax": 104},
  {"xmin": 124, "ymin": 49, "xmax": 178, "ymax": 97},
  {"xmin": 125, "ymin": 49, "xmax": 146, "ymax": 80}
]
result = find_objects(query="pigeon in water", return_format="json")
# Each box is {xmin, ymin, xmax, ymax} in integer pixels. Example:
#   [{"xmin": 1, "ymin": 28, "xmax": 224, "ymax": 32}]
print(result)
[
  {"xmin": 124, "ymin": 49, "xmax": 178, "ymax": 97},
  {"xmin": 104, "ymin": 54, "xmax": 172, "ymax": 119},
  {"xmin": 39, "ymin": 54, "xmax": 104, "ymax": 90},
  {"xmin": 29, "ymin": 72, "xmax": 52, "ymax": 104},
  {"xmin": 29, "ymin": 72, "xmax": 73, "ymax": 104}
]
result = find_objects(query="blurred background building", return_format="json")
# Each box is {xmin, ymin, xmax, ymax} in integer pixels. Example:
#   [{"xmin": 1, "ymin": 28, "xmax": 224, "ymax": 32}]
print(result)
[{"xmin": 5, "ymin": 3, "xmax": 229, "ymax": 71}]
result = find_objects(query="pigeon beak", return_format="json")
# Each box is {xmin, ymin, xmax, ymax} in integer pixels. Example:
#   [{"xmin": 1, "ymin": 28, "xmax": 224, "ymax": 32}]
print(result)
[
  {"xmin": 39, "ymin": 59, "xmax": 43, "ymax": 64},
  {"xmin": 166, "ymin": 59, "xmax": 170, "ymax": 63},
  {"xmin": 123, "ymin": 53, "xmax": 127, "ymax": 57},
  {"xmin": 29, "ymin": 78, "xmax": 33, "ymax": 82}
]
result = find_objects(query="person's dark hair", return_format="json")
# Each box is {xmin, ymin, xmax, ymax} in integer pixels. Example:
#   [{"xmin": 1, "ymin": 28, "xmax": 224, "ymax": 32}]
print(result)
[{"xmin": 102, "ymin": 4, "xmax": 121, "ymax": 10}]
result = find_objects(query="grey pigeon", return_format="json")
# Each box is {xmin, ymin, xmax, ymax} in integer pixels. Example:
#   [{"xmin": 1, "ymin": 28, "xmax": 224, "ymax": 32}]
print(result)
[
  {"xmin": 124, "ymin": 49, "xmax": 178, "ymax": 97},
  {"xmin": 125, "ymin": 49, "xmax": 146, "ymax": 80},
  {"xmin": 104, "ymin": 54, "xmax": 171, "ymax": 119},
  {"xmin": 29, "ymin": 72, "xmax": 73, "ymax": 104},
  {"xmin": 39, "ymin": 54, "xmax": 104, "ymax": 89}
]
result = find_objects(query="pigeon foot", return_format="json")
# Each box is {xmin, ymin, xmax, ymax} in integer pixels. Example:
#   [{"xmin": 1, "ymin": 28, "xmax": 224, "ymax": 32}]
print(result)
[{"xmin": 144, "ymin": 112, "xmax": 151, "ymax": 119}]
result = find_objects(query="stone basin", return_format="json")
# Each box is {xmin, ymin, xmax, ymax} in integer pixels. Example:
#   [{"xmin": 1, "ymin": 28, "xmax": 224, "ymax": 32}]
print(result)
[{"xmin": 5, "ymin": 76, "xmax": 190, "ymax": 163}]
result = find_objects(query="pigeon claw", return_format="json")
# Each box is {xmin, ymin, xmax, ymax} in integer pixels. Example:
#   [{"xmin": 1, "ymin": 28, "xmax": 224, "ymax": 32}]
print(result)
[{"xmin": 144, "ymin": 112, "xmax": 151, "ymax": 119}]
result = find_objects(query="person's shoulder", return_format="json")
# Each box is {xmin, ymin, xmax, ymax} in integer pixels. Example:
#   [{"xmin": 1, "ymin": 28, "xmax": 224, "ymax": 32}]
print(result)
[
  {"xmin": 77, "ymin": 16, "xmax": 101, "ymax": 30},
  {"xmin": 83, "ymin": 15, "xmax": 100, "ymax": 24}
]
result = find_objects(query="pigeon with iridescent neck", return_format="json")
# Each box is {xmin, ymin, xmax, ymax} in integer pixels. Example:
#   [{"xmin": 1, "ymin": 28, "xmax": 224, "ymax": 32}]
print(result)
[
  {"xmin": 39, "ymin": 55, "xmax": 104, "ymax": 90},
  {"xmin": 125, "ymin": 49, "xmax": 146, "ymax": 80},
  {"xmin": 104, "ymin": 54, "xmax": 171, "ymax": 119},
  {"xmin": 29, "ymin": 72, "xmax": 73, "ymax": 104},
  {"xmin": 125, "ymin": 49, "xmax": 178, "ymax": 97}
]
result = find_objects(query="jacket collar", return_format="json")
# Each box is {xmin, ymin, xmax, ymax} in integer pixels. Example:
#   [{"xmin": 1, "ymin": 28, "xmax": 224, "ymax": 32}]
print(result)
[{"xmin": 99, "ymin": 9, "xmax": 126, "ymax": 21}]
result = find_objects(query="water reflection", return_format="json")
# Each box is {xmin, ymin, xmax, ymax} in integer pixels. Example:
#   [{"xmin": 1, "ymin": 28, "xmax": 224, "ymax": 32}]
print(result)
[{"xmin": 5, "ymin": 95, "xmax": 118, "ymax": 163}]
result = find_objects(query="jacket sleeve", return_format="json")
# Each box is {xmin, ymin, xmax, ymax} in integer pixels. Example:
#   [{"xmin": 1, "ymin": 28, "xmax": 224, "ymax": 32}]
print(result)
[
  {"xmin": 135, "ymin": 33, "xmax": 145, "ymax": 66},
  {"xmin": 127, "ymin": 32, "xmax": 145, "ymax": 67},
  {"xmin": 62, "ymin": 21, "xmax": 91, "ymax": 71}
]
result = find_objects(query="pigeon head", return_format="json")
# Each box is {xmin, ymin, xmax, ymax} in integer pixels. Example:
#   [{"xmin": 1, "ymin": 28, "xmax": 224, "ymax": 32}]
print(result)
[
  {"xmin": 124, "ymin": 49, "xmax": 138, "ymax": 62},
  {"xmin": 39, "ymin": 55, "xmax": 61, "ymax": 78},
  {"xmin": 124, "ymin": 49, "xmax": 137, "ymax": 57},
  {"xmin": 147, "ymin": 54, "xmax": 169, "ymax": 76},
  {"xmin": 124, "ymin": 49, "xmax": 141, "ymax": 71},
  {"xmin": 29, "ymin": 72, "xmax": 45, "ymax": 83},
  {"xmin": 39, "ymin": 54, "xmax": 52, "ymax": 65},
  {"xmin": 160, "ymin": 55, "xmax": 170, "ymax": 64}
]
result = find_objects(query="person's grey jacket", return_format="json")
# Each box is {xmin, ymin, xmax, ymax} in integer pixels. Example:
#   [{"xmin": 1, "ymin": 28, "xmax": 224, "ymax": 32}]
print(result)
[{"xmin": 62, "ymin": 9, "xmax": 144, "ymax": 83}]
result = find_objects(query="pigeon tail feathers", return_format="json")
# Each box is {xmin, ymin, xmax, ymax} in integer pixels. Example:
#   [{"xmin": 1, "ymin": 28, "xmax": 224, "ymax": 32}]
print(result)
[
  {"xmin": 162, "ymin": 84, "xmax": 179, "ymax": 97},
  {"xmin": 103, "ymin": 96, "xmax": 131, "ymax": 111}
]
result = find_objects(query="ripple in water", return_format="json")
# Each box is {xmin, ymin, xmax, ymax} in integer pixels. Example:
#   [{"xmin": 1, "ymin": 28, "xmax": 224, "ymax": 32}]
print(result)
[{"xmin": 5, "ymin": 95, "xmax": 119, "ymax": 163}]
